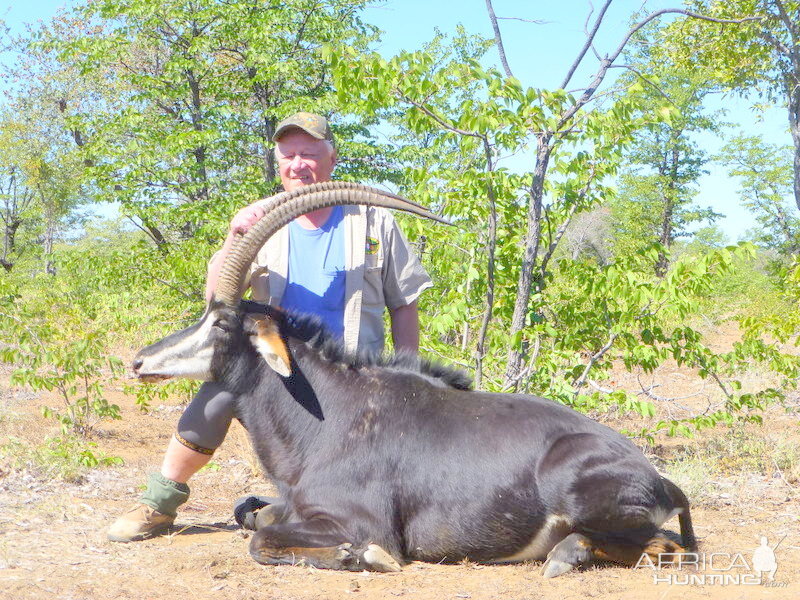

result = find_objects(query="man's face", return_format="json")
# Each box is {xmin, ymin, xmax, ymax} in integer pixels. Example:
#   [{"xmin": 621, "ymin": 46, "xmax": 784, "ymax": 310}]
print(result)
[{"xmin": 275, "ymin": 129, "xmax": 337, "ymax": 193}]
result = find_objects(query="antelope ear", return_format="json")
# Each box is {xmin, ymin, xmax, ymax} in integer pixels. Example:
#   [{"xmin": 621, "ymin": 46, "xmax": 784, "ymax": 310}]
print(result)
[{"xmin": 248, "ymin": 315, "xmax": 292, "ymax": 377}]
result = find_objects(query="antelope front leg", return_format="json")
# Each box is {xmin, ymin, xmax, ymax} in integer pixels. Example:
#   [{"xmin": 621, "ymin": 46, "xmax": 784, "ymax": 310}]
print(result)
[{"xmin": 249, "ymin": 519, "xmax": 401, "ymax": 572}]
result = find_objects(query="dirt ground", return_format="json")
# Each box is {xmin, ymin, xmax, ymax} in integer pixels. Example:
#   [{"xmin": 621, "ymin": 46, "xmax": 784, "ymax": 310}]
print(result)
[{"xmin": 1, "ymin": 338, "xmax": 799, "ymax": 600}]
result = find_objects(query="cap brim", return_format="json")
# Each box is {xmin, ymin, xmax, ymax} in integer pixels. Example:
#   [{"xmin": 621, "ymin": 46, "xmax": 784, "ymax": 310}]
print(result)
[{"xmin": 272, "ymin": 124, "xmax": 326, "ymax": 142}]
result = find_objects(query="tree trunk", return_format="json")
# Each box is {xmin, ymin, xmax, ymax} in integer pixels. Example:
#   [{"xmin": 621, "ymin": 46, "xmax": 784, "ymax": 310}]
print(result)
[
  {"xmin": 771, "ymin": 0, "xmax": 800, "ymax": 212},
  {"xmin": 245, "ymin": 62, "xmax": 279, "ymax": 187},
  {"xmin": 475, "ymin": 137, "xmax": 498, "ymax": 390},
  {"xmin": 44, "ymin": 220, "xmax": 56, "ymax": 276},
  {"xmin": 656, "ymin": 197, "xmax": 674, "ymax": 277},
  {"xmin": 1, "ymin": 218, "xmax": 21, "ymax": 271},
  {"xmin": 772, "ymin": 200, "xmax": 797, "ymax": 252},
  {"xmin": 186, "ymin": 65, "xmax": 209, "ymax": 207},
  {"xmin": 505, "ymin": 135, "xmax": 551, "ymax": 387},
  {"xmin": 460, "ymin": 246, "xmax": 475, "ymax": 353},
  {"xmin": 656, "ymin": 142, "xmax": 680, "ymax": 276},
  {"xmin": 789, "ymin": 80, "xmax": 800, "ymax": 212},
  {"xmin": 263, "ymin": 112, "xmax": 277, "ymax": 184}
]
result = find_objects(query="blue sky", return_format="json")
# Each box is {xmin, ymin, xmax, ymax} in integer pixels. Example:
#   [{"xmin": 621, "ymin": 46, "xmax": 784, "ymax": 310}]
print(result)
[
  {"xmin": 361, "ymin": 1, "xmax": 791, "ymax": 242},
  {"xmin": 2, "ymin": 0, "xmax": 792, "ymax": 241}
]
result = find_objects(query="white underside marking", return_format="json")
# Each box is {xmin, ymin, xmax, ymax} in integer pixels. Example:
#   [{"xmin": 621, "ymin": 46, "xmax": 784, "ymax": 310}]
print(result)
[
  {"xmin": 651, "ymin": 506, "xmax": 681, "ymax": 528},
  {"xmin": 493, "ymin": 514, "xmax": 571, "ymax": 563}
]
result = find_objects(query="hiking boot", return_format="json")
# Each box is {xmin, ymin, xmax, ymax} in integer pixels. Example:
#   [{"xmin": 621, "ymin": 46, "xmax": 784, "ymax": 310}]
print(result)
[{"xmin": 107, "ymin": 504, "xmax": 175, "ymax": 542}]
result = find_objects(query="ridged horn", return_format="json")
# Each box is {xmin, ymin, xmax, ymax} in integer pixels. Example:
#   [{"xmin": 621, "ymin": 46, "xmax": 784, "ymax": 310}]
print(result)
[
  {"xmin": 253, "ymin": 181, "xmax": 433, "ymax": 215},
  {"xmin": 214, "ymin": 184, "xmax": 449, "ymax": 306}
]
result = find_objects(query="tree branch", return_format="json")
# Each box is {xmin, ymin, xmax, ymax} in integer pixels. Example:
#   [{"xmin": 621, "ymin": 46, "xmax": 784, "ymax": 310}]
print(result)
[
  {"xmin": 773, "ymin": 0, "xmax": 799, "ymax": 47},
  {"xmin": 608, "ymin": 63, "xmax": 675, "ymax": 102},
  {"xmin": 130, "ymin": 263, "xmax": 201, "ymax": 301},
  {"xmin": 398, "ymin": 93, "xmax": 483, "ymax": 138},
  {"xmin": 573, "ymin": 332, "xmax": 619, "ymax": 393},
  {"xmin": 759, "ymin": 25, "xmax": 792, "ymax": 56},
  {"xmin": 485, "ymin": 0, "xmax": 514, "ymax": 78},
  {"xmin": 607, "ymin": 9, "xmax": 763, "ymax": 71},
  {"xmin": 556, "ymin": 9, "xmax": 761, "ymax": 133},
  {"xmin": 496, "ymin": 16, "xmax": 548, "ymax": 24},
  {"xmin": 561, "ymin": 0, "xmax": 613, "ymax": 90},
  {"xmin": 125, "ymin": 215, "xmax": 167, "ymax": 250}
]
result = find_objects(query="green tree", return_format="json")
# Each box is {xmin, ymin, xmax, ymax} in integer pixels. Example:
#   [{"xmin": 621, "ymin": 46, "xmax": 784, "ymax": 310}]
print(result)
[
  {"xmin": 0, "ymin": 104, "xmax": 85, "ymax": 275},
  {"xmin": 0, "ymin": 12, "xmax": 103, "ymax": 274},
  {"xmin": 717, "ymin": 134, "xmax": 799, "ymax": 254},
  {"xmin": 332, "ymin": 2, "xmax": 754, "ymax": 387},
  {"xmin": 59, "ymin": 0, "xmax": 379, "ymax": 250},
  {"xmin": 0, "ymin": 148, "xmax": 35, "ymax": 271},
  {"xmin": 668, "ymin": 0, "xmax": 800, "ymax": 211},
  {"xmin": 611, "ymin": 58, "xmax": 722, "ymax": 274}
]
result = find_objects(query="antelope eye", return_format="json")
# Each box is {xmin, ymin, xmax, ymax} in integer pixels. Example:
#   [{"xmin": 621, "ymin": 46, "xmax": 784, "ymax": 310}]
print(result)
[{"xmin": 212, "ymin": 319, "xmax": 230, "ymax": 332}]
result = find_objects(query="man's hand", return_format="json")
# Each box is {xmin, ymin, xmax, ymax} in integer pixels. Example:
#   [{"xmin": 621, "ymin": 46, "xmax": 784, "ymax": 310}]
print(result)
[
  {"xmin": 230, "ymin": 203, "xmax": 267, "ymax": 235},
  {"xmin": 206, "ymin": 201, "xmax": 267, "ymax": 301}
]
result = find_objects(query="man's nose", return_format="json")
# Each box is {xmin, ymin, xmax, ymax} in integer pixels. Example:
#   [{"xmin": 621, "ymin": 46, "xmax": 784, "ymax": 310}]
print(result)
[{"xmin": 289, "ymin": 155, "xmax": 306, "ymax": 170}]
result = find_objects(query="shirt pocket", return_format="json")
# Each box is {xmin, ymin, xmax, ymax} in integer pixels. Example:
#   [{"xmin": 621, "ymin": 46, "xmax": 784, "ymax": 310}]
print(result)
[{"xmin": 362, "ymin": 255, "xmax": 384, "ymax": 307}]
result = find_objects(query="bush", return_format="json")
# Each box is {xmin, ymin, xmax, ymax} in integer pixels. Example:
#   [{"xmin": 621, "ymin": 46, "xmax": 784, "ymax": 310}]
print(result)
[{"xmin": 0, "ymin": 435, "xmax": 123, "ymax": 483}]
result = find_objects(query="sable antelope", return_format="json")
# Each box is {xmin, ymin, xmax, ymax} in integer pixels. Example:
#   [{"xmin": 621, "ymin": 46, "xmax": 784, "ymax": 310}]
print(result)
[{"xmin": 133, "ymin": 182, "xmax": 696, "ymax": 576}]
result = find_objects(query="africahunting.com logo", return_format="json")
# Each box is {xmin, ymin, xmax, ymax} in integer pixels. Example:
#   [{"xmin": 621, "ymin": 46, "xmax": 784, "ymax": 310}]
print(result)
[{"xmin": 635, "ymin": 536, "xmax": 788, "ymax": 586}]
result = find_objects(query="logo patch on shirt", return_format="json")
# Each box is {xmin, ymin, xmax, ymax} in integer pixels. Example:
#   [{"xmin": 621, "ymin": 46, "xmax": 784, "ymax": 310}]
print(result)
[{"xmin": 366, "ymin": 236, "xmax": 380, "ymax": 255}]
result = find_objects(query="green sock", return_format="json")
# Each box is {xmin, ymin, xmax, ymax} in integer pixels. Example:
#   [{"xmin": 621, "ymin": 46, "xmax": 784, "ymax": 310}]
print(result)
[{"xmin": 139, "ymin": 472, "xmax": 190, "ymax": 517}]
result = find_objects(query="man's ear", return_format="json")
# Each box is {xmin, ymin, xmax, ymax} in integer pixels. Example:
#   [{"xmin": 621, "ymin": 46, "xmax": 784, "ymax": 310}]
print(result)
[{"xmin": 246, "ymin": 314, "xmax": 291, "ymax": 377}]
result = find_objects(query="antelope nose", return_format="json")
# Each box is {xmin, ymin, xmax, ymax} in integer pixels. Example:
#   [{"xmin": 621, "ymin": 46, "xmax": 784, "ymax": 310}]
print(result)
[{"xmin": 132, "ymin": 358, "xmax": 143, "ymax": 372}]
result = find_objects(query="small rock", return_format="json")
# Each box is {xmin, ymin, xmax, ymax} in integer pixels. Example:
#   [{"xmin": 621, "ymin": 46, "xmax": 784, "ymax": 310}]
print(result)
[{"xmin": 348, "ymin": 580, "xmax": 361, "ymax": 592}]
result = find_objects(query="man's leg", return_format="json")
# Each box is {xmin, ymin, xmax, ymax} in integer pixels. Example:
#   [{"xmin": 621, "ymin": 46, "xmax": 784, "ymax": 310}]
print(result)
[
  {"xmin": 160, "ymin": 434, "xmax": 214, "ymax": 482},
  {"xmin": 107, "ymin": 382, "xmax": 236, "ymax": 542}
]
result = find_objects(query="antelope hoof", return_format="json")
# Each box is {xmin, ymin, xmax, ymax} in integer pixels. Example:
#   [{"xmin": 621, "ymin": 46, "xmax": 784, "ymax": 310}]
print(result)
[
  {"xmin": 335, "ymin": 542, "xmax": 354, "ymax": 562},
  {"xmin": 541, "ymin": 557, "xmax": 575, "ymax": 578},
  {"xmin": 362, "ymin": 544, "xmax": 402, "ymax": 572}
]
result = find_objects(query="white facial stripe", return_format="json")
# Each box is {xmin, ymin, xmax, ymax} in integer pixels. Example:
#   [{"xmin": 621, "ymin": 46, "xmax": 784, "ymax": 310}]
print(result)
[
  {"xmin": 160, "ymin": 345, "xmax": 215, "ymax": 380},
  {"xmin": 137, "ymin": 311, "xmax": 218, "ymax": 380}
]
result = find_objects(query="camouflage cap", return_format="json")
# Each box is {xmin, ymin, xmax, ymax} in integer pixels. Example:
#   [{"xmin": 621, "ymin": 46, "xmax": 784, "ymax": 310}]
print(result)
[{"xmin": 272, "ymin": 112, "xmax": 334, "ymax": 143}]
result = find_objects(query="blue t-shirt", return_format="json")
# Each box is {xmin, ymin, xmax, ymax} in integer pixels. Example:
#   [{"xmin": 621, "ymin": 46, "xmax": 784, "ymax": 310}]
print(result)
[{"xmin": 280, "ymin": 205, "xmax": 346, "ymax": 340}]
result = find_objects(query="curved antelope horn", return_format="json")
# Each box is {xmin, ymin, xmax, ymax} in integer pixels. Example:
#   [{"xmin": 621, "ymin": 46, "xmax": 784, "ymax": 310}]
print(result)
[
  {"xmin": 254, "ymin": 181, "xmax": 433, "ymax": 215},
  {"xmin": 215, "ymin": 184, "xmax": 449, "ymax": 306}
]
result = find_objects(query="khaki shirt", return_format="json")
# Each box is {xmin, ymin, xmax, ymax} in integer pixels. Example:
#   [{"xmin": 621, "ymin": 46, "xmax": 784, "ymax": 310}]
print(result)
[{"xmin": 245, "ymin": 205, "xmax": 432, "ymax": 355}]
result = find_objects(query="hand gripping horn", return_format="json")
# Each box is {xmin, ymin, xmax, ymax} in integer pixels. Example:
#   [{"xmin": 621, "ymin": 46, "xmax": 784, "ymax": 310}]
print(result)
[{"xmin": 214, "ymin": 183, "xmax": 450, "ymax": 306}]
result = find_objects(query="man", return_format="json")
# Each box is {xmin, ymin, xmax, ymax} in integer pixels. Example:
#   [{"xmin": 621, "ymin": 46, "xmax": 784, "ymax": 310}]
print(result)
[{"xmin": 108, "ymin": 112, "xmax": 432, "ymax": 542}]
